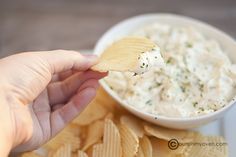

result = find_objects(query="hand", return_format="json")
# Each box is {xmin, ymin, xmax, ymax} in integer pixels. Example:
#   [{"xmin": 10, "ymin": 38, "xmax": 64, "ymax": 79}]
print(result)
[{"xmin": 0, "ymin": 50, "xmax": 106, "ymax": 156}]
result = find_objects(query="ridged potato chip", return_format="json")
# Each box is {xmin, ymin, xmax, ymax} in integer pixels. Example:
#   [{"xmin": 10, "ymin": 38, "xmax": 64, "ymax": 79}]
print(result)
[
  {"xmin": 73, "ymin": 100, "xmax": 107, "ymax": 126},
  {"xmin": 49, "ymin": 144, "xmax": 71, "ymax": 157},
  {"xmin": 150, "ymin": 137, "xmax": 177, "ymax": 157},
  {"xmin": 44, "ymin": 125, "xmax": 80, "ymax": 152},
  {"xmin": 91, "ymin": 37, "xmax": 157, "ymax": 72},
  {"xmin": 119, "ymin": 124, "xmax": 139, "ymax": 157},
  {"xmin": 92, "ymin": 119, "xmax": 122, "ymax": 157},
  {"xmin": 182, "ymin": 134, "xmax": 209, "ymax": 157},
  {"xmin": 120, "ymin": 115, "xmax": 144, "ymax": 138},
  {"xmin": 144, "ymin": 124, "xmax": 195, "ymax": 143},
  {"xmin": 82, "ymin": 120, "xmax": 104, "ymax": 151},
  {"xmin": 169, "ymin": 133, "xmax": 229, "ymax": 157},
  {"xmin": 137, "ymin": 145, "xmax": 145, "ymax": 157},
  {"xmin": 95, "ymin": 88, "xmax": 118, "ymax": 113},
  {"xmin": 205, "ymin": 136, "xmax": 228, "ymax": 157},
  {"xmin": 92, "ymin": 144, "xmax": 103, "ymax": 157},
  {"xmin": 140, "ymin": 135, "xmax": 152, "ymax": 157},
  {"xmin": 85, "ymin": 144, "xmax": 94, "ymax": 157},
  {"xmin": 193, "ymin": 136, "xmax": 229, "ymax": 157},
  {"xmin": 77, "ymin": 150, "xmax": 88, "ymax": 157},
  {"xmin": 21, "ymin": 152, "xmax": 43, "ymax": 157}
]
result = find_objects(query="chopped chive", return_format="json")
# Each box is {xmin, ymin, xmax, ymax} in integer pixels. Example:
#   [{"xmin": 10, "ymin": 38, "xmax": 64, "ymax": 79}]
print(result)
[
  {"xmin": 186, "ymin": 42, "xmax": 193, "ymax": 48},
  {"xmin": 199, "ymin": 107, "xmax": 204, "ymax": 111},
  {"xmin": 145, "ymin": 100, "xmax": 152, "ymax": 105},
  {"xmin": 199, "ymin": 84, "xmax": 204, "ymax": 91},
  {"xmin": 166, "ymin": 58, "xmax": 172, "ymax": 64},
  {"xmin": 193, "ymin": 102, "xmax": 198, "ymax": 107},
  {"xmin": 180, "ymin": 86, "xmax": 186, "ymax": 93}
]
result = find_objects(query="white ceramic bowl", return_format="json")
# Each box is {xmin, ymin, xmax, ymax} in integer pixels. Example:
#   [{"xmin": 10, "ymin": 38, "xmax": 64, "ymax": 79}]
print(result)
[{"xmin": 94, "ymin": 13, "xmax": 236, "ymax": 129}]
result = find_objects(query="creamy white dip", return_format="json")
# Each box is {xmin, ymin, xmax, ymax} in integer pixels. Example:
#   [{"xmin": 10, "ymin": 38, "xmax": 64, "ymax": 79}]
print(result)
[
  {"xmin": 133, "ymin": 46, "xmax": 164, "ymax": 75},
  {"xmin": 104, "ymin": 23, "xmax": 236, "ymax": 117}
]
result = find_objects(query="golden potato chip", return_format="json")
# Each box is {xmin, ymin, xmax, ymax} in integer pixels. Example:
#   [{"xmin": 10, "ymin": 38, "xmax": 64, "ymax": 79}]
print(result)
[
  {"xmin": 182, "ymin": 134, "xmax": 209, "ymax": 157},
  {"xmin": 44, "ymin": 125, "xmax": 80, "ymax": 152},
  {"xmin": 96, "ymin": 88, "xmax": 128, "ymax": 116},
  {"xmin": 181, "ymin": 133, "xmax": 228, "ymax": 157},
  {"xmin": 176, "ymin": 134, "xmax": 228, "ymax": 157},
  {"xmin": 206, "ymin": 149, "xmax": 226, "ymax": 157},
  {"xmin": 82, "ymin": 120, "xmax": 104, "ymax": 151},
  {"xmin": 104, "ymin": 112, "xmax": 114, "ymax": 120},
  {"xmin": 120, "ymin": 115, "xmax": 144, "ymax": 138},
  {"xmin": 140, "ymin": 135, "xmax": 152, "ymax": 157},
  {"xmin": 205, "ymin": 136, "xmax": 228, "ymax": 157},
  {"xmin": 64, "ymin": 123, "xmax": 81, "ymax": 137},
  {"xmin": 21, "ymin": 152, "xmax": 43, "ymax": 157},
  {"xmin": 77, "ymin": 150, "xmax": 88, "ymax": 157},
  {"xmin": 73, "ymin": 100, "xmax": 107, "ymax": 126},
  {"xmin": 136, "ymin": 145, "xmax": 145, "ymax": 157},
  {"xmin": 144, "ymin": 124, "xmax": 195, "ymax": 143},
  {"xmin": 95, "ymin": 88, "xmax": 118, "ymax": 112},
  {"xmin": 151, "ymin": 137, "xmax": 168, "ymax": 157},
  {"xmin": 85, "ymin": 145, "xmax": 94, "ymax": 157},
  {"xmin": 119, "ymin": 124, "xmax": 139, "ymax": 157},
  {"xmin": 92, "ymin": 144, "xmax": 103, "ymax": 157},
  {"xmin": 150, "ymin": 137, "xmax": 177, "ymax": 157},
  {"xmin": 92, "ymin": 119, "xmax": 122, "ymax": 157},
  {"xmin": 49, "ymin": 144, "xmax": 71, "ymax": 157},
  {"xmin": 91, "ymin": 36, "xmax": 157, "ymax": 72}
]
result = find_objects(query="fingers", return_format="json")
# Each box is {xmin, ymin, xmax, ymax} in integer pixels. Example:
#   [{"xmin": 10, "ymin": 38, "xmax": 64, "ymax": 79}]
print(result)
[
  {"xmin": 48, "ymin": 70, "xmax": 107, "ymax": 105},
  {"xmin": 36, "ymin": 50, "xmax": 99, "ymax": 74},
  {"xmin": 50, "ymin": 79, "xmax": 99, "ymax": 135},
  {"xmin": 51, "ymin": 70, "xmax": 78, "ymax": 82}
]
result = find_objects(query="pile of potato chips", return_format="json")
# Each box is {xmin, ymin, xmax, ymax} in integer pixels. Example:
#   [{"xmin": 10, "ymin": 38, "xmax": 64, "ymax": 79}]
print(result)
[{"xmin": 21, "ymin": 88, "xmax": 228, "ymax": 157}]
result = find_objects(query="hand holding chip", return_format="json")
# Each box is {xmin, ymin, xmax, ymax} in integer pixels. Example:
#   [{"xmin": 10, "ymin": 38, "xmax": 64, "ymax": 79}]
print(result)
[{"xmin": 0, "ymin": 50, "xmax": 107, "ymax": 156}]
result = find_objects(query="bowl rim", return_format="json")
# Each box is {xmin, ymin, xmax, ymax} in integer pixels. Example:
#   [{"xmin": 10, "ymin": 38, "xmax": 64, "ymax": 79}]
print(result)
[{"xmin": 94, "ymin": 13, "xmax": 236, "ymax": 122}]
